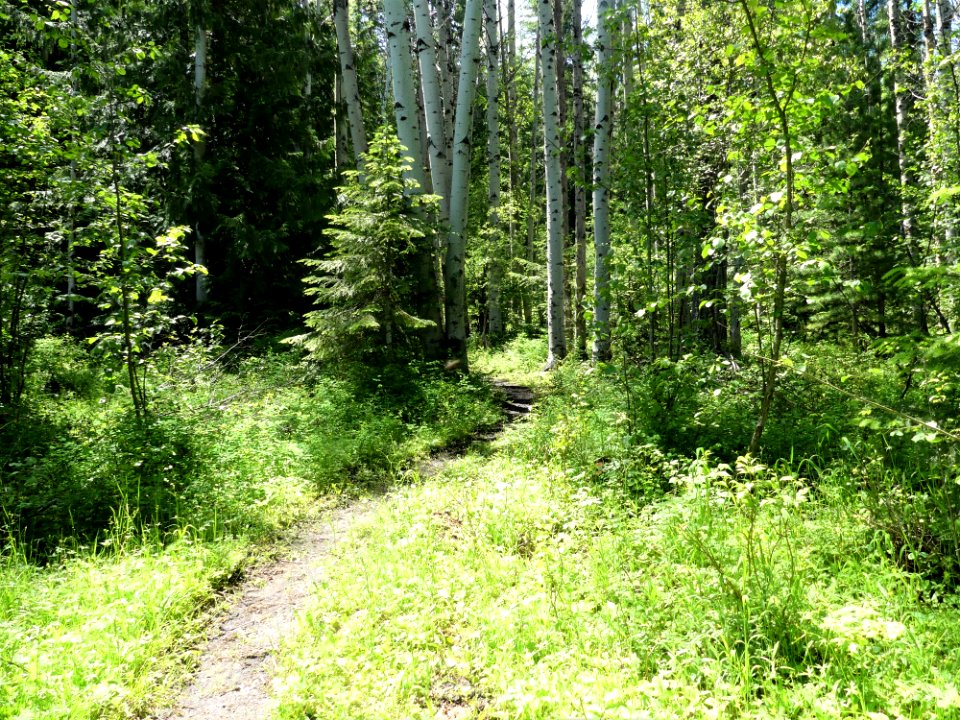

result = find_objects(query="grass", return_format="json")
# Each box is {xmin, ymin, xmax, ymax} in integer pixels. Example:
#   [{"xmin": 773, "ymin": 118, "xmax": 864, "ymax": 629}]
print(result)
[
  {"xmin": 0, "ymin": 534, "xmax": 246, "ymax": 719},
  {"xmin": 7, "ymin": 337, "xmax": 960, "ymax": 719},
  {"xmin": 273, "ymin": 356, "xmax": 960, "ymax": 720},
  {"xmin": 471, "ymin": 335, "xmax": 550, "ymax": 390},
  {"xmin": 0, "ymin": 339, "xmax": 502, "ymax": 719}
]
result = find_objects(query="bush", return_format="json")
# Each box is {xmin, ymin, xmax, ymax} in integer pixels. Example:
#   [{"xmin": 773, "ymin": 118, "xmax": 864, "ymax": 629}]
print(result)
[
  {"xmin": 26, "ymin": 336, "xmax": 101, "ymax": 399},
  {"xmin": 1, "ymin": 338, "xmax": 502, "ymax": 559}
]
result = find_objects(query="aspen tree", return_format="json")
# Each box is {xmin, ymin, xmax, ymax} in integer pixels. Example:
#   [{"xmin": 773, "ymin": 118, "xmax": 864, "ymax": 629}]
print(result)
[
  {"xmin": 539, "ymin": 0, "xmax": 566, "ymax": 367},
  {"xmin": 572, "ymin": 0, "xmax": 587, "ymax": 358},
  {"xmin": 485, "ymin": 0, "xmax": 504, "ymax": 338},
  {"xmin": 333, "ymin": 0, "xmax": 368, "ymax": 162},
  {"xmin": 445, "ymin": 0, "xmax": 484, "ymax": 368},
  {"xmin": 523, "ymin": 27, "xmax": 541, "ymax": 327},
  {"xmin": 384, "ymin": 0, "xmax": 444, "ymax": 357},
  {"xmin": 592, "ymin": 0, "xmax": 613, "ymax": 362},
  {"xmin": 412, "ymin": 0, "xmax": 451, "ymax": 220}
]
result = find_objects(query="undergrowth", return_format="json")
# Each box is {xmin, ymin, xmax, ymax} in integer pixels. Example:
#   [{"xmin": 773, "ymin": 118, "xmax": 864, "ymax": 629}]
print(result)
[
  {"xmin": 273, "ymin": 343, "xmax": 960, "ymax": 719},
  {"xmin": 0, "ymin": 535, "xmax": 246, "ymax": 718},
  {"xmin": 273, "ymin": 435, "xmax": 960, "ymax": 718},
  {"xmin": 471, "ymin": 335, "xmax": 549, "ymax": 389},
  {"xmin": 0, "ymin": 335, "xmax": 500, "ymax": 719}
]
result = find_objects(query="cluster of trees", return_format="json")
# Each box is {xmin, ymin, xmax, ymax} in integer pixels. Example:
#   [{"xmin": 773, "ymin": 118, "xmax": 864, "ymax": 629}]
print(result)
[
  {"xmin": 324, "ymin": 0, "xmax": 960, "ymax": 449},
  {"xmin": 1, "ymin": 0, "xmax": 337, "ymax": 416},
  {"xmin": 3, "ymin": 0, "xmax": 960, "ymax": 443},
  {"xmin": 607, "ymin": 0, "xmax": 960, "ymax": 450}
]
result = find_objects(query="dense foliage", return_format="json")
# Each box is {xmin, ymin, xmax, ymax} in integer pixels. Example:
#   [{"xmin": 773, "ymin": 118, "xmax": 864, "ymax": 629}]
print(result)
[
  {"xmin": 271, "ymin": 339, "xmax": 960, "ymax": 719},
  {"xmin": 4, "ymin": 0, "xmax": 960, "ymax": 716}
]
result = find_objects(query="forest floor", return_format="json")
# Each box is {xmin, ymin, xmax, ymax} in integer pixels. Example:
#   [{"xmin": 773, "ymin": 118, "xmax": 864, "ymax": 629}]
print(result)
[
  {"xmin": 156, "ymin": 503, "xmax": 375, "ymax": 720},
  {"xmin": 156, "ymin": 381, "xmax": 534, "ymax": 720}
]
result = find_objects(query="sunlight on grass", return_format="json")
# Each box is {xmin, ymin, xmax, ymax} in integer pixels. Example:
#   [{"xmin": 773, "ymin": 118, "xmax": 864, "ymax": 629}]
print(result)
[
  {"xmin": 0, "ymin": 538, "xmax": 245, "ymax": 719},
  {"xmin": 0, "ymin": 344, "xmax": 502, "ymax": 718},
  {"xmin": 471, "ymin": 336, "xmax": 550, "ymax": 389},
  {"xmin": 274, "ymin": 432, "xmax": 960, "ymax": 720}
]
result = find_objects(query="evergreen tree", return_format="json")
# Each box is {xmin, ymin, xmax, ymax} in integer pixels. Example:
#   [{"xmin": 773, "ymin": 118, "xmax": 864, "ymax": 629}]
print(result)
[{"xmin": 292, "ymin": 129, "xmax": 439, "ymax": 361}]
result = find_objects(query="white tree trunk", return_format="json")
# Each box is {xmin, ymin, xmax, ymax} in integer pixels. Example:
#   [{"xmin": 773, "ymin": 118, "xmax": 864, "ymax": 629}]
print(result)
[
  {"xmin": 572, "ymin": 0, "xmax": 587, "ymax": 358},
  {"xmin": 412, "ymin": 0, "xmax": 450, "ymax": 219},
  {"xmin": 384, "ymin": 0, "xmax": 444, "ymax": 356},
  {"xmin": 334, "ymin": 72, "xmax": 349, "ymax": 172},
  {"xmin": 333, "ymin": 0, "xmax": 368, "ymax": 161},
  {"xmin": 523, "ymin": 26, "xmax": 541, "ymax": 327},
  {"xmin": 505, "ymin": 0, "xmax": 519, "ymax": 245},
  {"xmin": 415, "ymin": 76, "xmax": 434, "ymax": 193},
  {"xmin": 592, "ymin": 0, "xmax": 614, "ymax": 362},
  {"xmin": 485, "ymin": 0, "xmax": 503, "ymax": 338},
  {"xmin": 438, "ymin": 0, "xmax": 458, "ymax": 174},
  {"xmin": 444, "ymin": 0, "xmax": 483, "ymax": 367},
  {"xmin": 539, "ymin": 0, "xmax": 566, "ymax": 367},
  {"xmin": 384, "ymin": 0, "xmax": 427, "ymax": 187}
]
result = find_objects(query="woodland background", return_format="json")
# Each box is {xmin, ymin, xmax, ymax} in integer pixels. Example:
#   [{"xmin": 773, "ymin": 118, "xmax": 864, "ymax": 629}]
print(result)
[{"xmin": 3, "ymin": 0, "xmax": 960, "ymax": 717}]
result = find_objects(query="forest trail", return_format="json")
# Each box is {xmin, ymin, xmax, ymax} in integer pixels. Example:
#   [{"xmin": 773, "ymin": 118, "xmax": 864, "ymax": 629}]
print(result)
[{"xmin": 156, "ymin": 380, "xmax": 533, "ymax": 720}]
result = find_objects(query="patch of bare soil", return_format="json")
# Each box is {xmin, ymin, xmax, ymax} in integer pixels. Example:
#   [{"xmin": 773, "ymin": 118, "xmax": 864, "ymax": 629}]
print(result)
[
  {"xmin": 155, "ymin": 380, "xmax": 532, "ymax": 720},
  {"xmin": 155, "ymin": 501, "xmax": 374, "ymax": 720}
]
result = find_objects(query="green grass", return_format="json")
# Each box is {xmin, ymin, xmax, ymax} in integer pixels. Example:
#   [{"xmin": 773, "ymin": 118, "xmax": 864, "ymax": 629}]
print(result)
[
  {"xmin": 0, "ymin": 339, "xmax": 502, "ymax": 719},
  {"xmin": 0, "ymin": 535, "xmax": 246, "ymax": 719},
  {"xmin": 273, "ymin": 399, "xmax": 960, "ymax": 720},
  {"xmin": 7, "ymin": 338, "xmax": 960, "ymax": 719},
  {"xmin": 471, "ymin": 335, "xmax": 550, "ymax": 389}
]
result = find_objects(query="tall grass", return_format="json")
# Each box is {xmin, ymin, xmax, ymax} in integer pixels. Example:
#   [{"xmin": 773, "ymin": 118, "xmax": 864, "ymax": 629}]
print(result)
[
  {"xmin": 0, "ymin": 337, "xmax": 501, "ymax": 718},
  {"xmin": 273, "ymin": 348, "xmax": 960, "ymax": 719},
  {"xmin": 0, "ymin": 527, "xmax": 246, "ymax": 719}
]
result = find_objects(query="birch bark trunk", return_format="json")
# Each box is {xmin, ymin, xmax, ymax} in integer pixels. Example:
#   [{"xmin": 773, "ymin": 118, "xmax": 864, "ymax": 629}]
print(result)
[
  {"xmin": 445, "ymin": 0, "xmax": 484, "ymax": 368},
  {"xmin": 592, "ymin": 0, "xmax": 613, "ymax": 362},
  {"xmin": 412, "ymin": 0, "xmax": 450, "ymax": 219},
  {"xmin": 572, "ymin": 0, "xmax": 587, "ymax": 358},
  {"xmin": 505, "ymin": 0, "xmax": 519, "ymax": 246},
  {"xmin": 334, "ymin": 73, "xmax": 349, "ymax": 172},
  {"xmin": 540, "ymin": 0, "xmax": 566, "ymax": 367},
  {"xmin": 552, "ymin": 0, "xmax": 570, "ymax": 331},
  {"xmin": 438, "ymin": 0, "xmax": 458, "ymax": 175},
  {"xmin": 485, "ymin": 0, "xmax": 503, "ymax": 338},
  {"xmin": 523, "ymin": 27, "xmax": 541, "ymax": 327},
  {"xmin": 384, "ymin": 0, "xmax": 444, "ymax": 357},
  {"xmin": 384, "ymin": 0, "xmax": 426, "ymax": 185},
  {"xmin": 333, "ymin": 0, "xmax": 368, "ymax": 161}
]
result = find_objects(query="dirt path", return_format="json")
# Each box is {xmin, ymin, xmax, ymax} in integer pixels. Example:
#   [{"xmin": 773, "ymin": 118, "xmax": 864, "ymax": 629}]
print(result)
[
  {"xmin": 157, "ymin": 502, "xmax": 375, "ymax": 720},
  {"xmin": 155, "ymin": 380, "xmax": 532, "ymax": 720}
]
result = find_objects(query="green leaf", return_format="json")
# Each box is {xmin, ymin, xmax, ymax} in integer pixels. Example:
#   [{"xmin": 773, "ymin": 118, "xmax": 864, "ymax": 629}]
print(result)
[
  {"xmin": 929, "ymin": 186, "xmax": 960, "ymax": 206},
  {"xmin": 147, "ymin": 288, "xmax": 168, "ymax": 305}
]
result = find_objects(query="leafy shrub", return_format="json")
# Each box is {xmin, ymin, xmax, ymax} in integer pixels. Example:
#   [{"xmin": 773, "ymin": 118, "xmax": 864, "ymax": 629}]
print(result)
[
  {"xmin": 677, "ymin": 453, "xmax": 821, "ymax": 674},
  {"xmin": 2, "ymin": 338, "xmax": 502, "ymax": 559},
  {"xmin": 512, "ymin": 363, "xmax": 676, "ymax": 504},
  {"xmin": 26, "ymin": 336, "xmax": 101, "ymax": 399}
]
